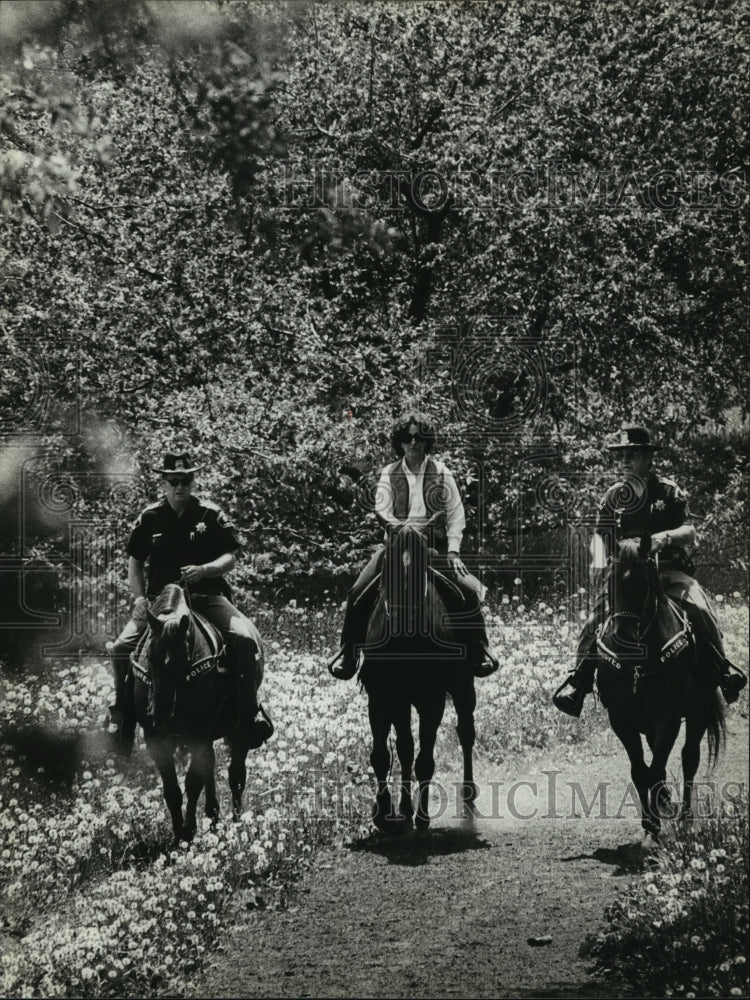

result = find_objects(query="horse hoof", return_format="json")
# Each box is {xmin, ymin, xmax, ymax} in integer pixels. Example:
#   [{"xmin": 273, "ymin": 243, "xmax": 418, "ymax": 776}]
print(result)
[
  {"xmin": 636, "ymin": 833, "xmax": 659, "ymax": 862},
  {"xmin": 415, "ymin": 814, "xmax": 430, "ymax": 831}
]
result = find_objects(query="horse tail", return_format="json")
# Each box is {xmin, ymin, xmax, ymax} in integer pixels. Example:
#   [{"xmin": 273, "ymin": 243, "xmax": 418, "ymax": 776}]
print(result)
[{"xmin": 704, "ymin": 688, "xmax": 726, "ymax": 768}]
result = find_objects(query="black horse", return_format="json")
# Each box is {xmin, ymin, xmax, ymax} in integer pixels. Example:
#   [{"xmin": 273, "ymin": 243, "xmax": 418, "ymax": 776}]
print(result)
[
  {"xmin": 131, "ymin": 584, "xmax": 269, "ymax": 842},
  {"xmin": 596, "ymin": 534, "xmax": 725, "ymax": 849},
  {"xmin": 360, "ymin": 519, "xmax": 478, "ymax": 832}
]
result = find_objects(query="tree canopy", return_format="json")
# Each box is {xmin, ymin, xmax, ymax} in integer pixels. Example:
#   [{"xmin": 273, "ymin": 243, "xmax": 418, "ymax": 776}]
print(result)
[{"xmin": 1, "ymin": 0, "xmax": 747, "ymax": 606}]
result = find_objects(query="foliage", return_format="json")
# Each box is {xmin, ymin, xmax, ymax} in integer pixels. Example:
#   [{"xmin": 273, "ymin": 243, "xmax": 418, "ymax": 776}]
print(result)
[
  {"xmin": 1, "ymin": 0, "xmax": 748, "ymax": 605},
  {"xmin": 1, "ymin": 592, "xmax": 746, "ymax": 997},
  {"xmin": 582, "ymin": 800, "xmax": 749, "ymax": 998}
]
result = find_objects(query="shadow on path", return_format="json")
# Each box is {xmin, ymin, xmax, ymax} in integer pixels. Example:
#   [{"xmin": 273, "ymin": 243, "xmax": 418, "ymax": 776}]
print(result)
[
  {"xmin": 514, "ymin": 979, "xmax": 639, "ymax": 999},
  {"xmin": 349, "ymin": 826, "xmax": 492, "ymax": 867},
  {"xmin": 559, "ymin": 842, "xmax": 651, "ymax": 877}
]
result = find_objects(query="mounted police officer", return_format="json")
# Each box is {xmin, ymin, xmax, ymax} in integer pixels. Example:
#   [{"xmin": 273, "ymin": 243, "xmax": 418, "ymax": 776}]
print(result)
[
  {"xmin": 553, "ymin": 426, "xmax": 746, "ymax": 717},
  {"xmin": 107, "ymin": 452, "xmax": 273, "ymax": 754},
  {"xmin": 328, "ymin": 412, "xmax": 498, "ymax": 680}
]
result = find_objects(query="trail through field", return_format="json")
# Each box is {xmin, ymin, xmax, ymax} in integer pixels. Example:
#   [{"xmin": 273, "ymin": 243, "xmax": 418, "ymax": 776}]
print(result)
[{"xmin": 194, "ymin": 713, "xmax": 748, "ymax": 1000}]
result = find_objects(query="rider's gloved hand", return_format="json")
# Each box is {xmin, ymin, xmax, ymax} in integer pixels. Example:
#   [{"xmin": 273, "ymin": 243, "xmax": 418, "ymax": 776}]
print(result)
[
  {"xmin": 133, "ymin": 595, "xmax": 149, "ymax": 624},
  {"xmin": 650, "ymin": 532, "xmax": 669, "ymax": 554}
]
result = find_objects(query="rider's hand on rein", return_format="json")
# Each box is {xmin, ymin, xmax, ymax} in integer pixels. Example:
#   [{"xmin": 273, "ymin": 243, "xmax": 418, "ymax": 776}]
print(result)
[{"xmin": 180, "ymin": 565, "xmax": 206, "ymax": 585}]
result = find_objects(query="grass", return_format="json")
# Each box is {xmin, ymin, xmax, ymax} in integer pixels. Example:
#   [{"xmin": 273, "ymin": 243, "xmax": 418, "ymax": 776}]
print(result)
[
  {"xmin": 582, "ymin": 797, "xmax": 749, "ymax": 998},
  {"xmin": 0, "ymin": 590, "xmax": 747, "ymax": 997}
]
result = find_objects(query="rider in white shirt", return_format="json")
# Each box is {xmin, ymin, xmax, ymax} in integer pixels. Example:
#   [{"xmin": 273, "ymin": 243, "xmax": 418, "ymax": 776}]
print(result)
[{"xmin": 329, "ymin": 412, "xmax": 497, "ymax": 680}]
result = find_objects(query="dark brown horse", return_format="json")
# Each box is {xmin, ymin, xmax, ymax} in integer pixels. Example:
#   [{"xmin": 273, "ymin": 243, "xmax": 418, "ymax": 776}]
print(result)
[
  {"xmin": 132, "ymin": 584, "xmax": 268, "ymax": 842},
  {"xmin": 360, "ymin": 519, "xmax": 477, "ymax": 832},
  {"xmin": 596, "ymin": 534, "xmax": 725, "ymax": 849}
]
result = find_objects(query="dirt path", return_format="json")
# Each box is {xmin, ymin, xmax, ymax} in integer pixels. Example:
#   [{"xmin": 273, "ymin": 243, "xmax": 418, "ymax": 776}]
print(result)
[{"xmin": 194, "ymin": 714, "xmax": 748, "ymax": 999}]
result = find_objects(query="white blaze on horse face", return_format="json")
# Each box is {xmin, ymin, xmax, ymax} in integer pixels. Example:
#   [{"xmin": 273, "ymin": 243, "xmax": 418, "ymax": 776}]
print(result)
[{"xmin": 402, "ymin": 550, "xmax": 411, "ymax": 570}]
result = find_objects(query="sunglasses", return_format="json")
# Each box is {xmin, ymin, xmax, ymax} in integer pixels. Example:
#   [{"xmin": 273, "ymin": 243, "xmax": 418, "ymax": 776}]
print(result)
[
  {"xmin": 399, "ymin": 432, "xmax": 427, "ymax": 445},
  {"xmin": 165, "ymin": 477, "xmax": 192, "ymax": 487}
]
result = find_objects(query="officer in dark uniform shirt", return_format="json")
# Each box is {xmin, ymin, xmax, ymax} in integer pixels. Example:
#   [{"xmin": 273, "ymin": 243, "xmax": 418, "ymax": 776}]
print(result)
[
  {"xmin": 554, "ymin": 426, "xmax": 746, "ymax": 717},
  {"xmin": 108, "ymin": 452, "xmax": 273, "ymax": 753}
]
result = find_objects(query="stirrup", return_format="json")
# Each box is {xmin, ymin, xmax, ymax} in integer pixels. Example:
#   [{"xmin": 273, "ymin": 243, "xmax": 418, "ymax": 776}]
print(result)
[
  {"xmin": 719, "ymin": 664, "xmax": 747, "ymax": 705},
  {"xmin": 552, "ymin": 676, "xmax": 587, "ymax": 718},
  {"xmin": 474, "ymin": 645, "xmax": 499, "ymax": 678},
  {"xmin": 327, "ymin": 646, "xmax": 358, "ymax": 680},
  {"xmin": 246, "ymin": 705, "xmax": 274, "ymax": 750}
]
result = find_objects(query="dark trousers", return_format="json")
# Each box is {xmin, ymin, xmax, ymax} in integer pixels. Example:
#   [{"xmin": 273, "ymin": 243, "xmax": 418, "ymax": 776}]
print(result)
[
  {"xmin": 575, "ymin": 573, "xmax": 728, "ymax": 688},
  {"xmin": 340, "ymin": 546, "xmax": 488, "ymax": 652}
]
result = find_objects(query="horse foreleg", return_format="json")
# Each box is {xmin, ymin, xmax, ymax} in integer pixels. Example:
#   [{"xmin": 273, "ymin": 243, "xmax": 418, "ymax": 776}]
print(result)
[
  {"xmin": 414, "ymin": 696, "xmax": 446, "ymax": 830},
  {"xmin": 393, "ymin": 701, "xmax": 414, "ymax": 825},
  {"xmin": 203, "ymin": 744, "xmax": 220, "ymax": 827},
  {"xmin": 228, "ymin": 736, "xmax": 247, "ymax": 821},
  {"xmin": 183, "ymin": 741, "xmax": 212, "ymax": 843},
  {"xmin": 451, "ymin": 675, "xmax": 478, "ymax": 815},
  {"xmin": 647, "ymin": 716, "xmax": 682, "ymax": 832},
  {"xmin": 368, "ymin": 695, "xmax": 394, "ymax": 831},
  {"xmin": 146, "ymin": 736, "xmax": 183, "ymax": 843},
  {"xmin": 681, "ymin": 713, "xmax": 706, "ymax": 822},
  {"xmin": 608, "ymin": 711, "xmax": 655, "ymax": 840}
]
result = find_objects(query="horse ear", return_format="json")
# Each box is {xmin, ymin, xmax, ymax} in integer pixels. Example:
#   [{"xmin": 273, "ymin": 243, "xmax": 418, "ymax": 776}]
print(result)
[
  {"xmin": 179, "ymin": 614, "xmax": 190, "ymax": 633},
  {"xmin": 639, "ymin": 532, "xmax": 651, "ymax": 558},
  {"xmin": 147, "ymin": 608, "xmax": 163, "ymax": 635}
]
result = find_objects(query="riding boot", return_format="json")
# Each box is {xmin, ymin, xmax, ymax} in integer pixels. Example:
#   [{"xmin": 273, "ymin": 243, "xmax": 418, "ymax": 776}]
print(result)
[
  {"xmin": 553, "ymin": 656, "xmax": 597, "ymax": 718},
  {"xmin": 108, "ymin": 650, "xmax": 136, "ymax": 757},
  {"xmin": 226, "ymin": 637, "xmax": 273, "ymax": 749},
  {"xmin": 468, "ymin": 638, "xmax": 499, "ymax": 677},
  {"xmin": 328, "ymin": 579, "xmax": 379, "ymax": 680},
  {"xmin": 718, "ymin": 657, "xmax": 747, "ymax": 705},
  {"xmin": 680, "ymin": 599, "xmax": 747, "ymax": 705},
  {"xmin": 328, "ymin": 644, "xmax": 359, "ymax": 680}
]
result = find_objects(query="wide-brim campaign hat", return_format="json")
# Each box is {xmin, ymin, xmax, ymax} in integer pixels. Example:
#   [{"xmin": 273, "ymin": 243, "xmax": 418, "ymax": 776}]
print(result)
[
  {"xmin": 152, "ymin": 452, "xmax": 204, "ymax": 475},
  {"xmin": 606, "ymin": 426, "xmax": 662, "ymax": 452}
]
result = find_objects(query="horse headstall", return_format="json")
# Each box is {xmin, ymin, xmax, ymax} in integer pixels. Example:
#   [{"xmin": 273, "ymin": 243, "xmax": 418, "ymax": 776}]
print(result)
[{"xmin": 595, "ymin": 609, "xmax": 693, "ymax": 689}]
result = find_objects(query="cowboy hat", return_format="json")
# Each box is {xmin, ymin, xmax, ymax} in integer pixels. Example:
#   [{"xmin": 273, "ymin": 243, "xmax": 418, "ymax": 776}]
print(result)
[
  {"xmin": 152, "ymin": 452, "xmax": 204, "ymax": 475},
  {"xmin": 606, "ymin": 426, "xmax": 662, "ymax": 451}
]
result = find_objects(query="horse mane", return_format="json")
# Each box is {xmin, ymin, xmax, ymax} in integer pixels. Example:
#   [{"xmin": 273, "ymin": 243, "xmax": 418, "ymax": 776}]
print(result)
[
  {"xmin": 149, "ymin": 584, "xmax": 192, "ymax": 641},
  {"xmin": 616, "ymin": 537, "xmax": 641, "ymax": 566},
  {"xmin": 150, "ymin": 583, "xmax": 188, "ymax": 618}
]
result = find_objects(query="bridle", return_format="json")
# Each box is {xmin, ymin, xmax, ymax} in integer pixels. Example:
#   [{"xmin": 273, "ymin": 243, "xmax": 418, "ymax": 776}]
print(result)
[{"xmin": 382, "ymin": 514, "xmax": 440, "ymax": 621}]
